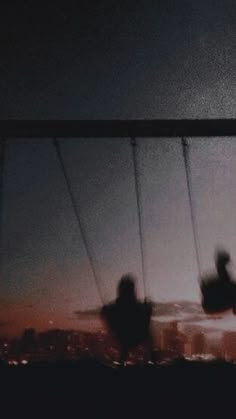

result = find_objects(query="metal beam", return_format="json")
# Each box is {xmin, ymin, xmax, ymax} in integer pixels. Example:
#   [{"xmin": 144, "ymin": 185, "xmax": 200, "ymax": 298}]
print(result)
[{"xmin": 1, "ymin": 119, "xmax": 236, "ymax": 138}]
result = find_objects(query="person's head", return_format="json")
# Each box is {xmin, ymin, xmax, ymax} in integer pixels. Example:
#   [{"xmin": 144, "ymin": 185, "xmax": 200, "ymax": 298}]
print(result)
[
  {"xmin": 117, "ymin": 273, "xmax": 136, "ymax": 301},
  {"xmin": 215, "ymin": 248, "xmax": 230, "ymax": 272}
]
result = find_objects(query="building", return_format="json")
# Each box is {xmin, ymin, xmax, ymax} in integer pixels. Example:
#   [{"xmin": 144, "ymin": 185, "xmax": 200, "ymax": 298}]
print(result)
[
  {"xmin": 161, "ymin": 321, "xmax": 186, "ymax": 358},
  {"xmin": 224, "ymin": 332, "xmax": 236, "ymax": 361},
  {"xmin": 191, "ymin": 332, "xmax": 205, "ymax": 356}
]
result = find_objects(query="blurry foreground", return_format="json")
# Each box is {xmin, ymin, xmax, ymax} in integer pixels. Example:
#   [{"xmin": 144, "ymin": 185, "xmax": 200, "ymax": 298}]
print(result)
[{"xmin": 1, "ymin": 358, "xmax": 236, "ymax": 418}]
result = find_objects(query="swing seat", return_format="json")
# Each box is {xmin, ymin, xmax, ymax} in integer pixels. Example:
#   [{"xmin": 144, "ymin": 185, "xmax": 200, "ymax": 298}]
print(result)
[{"xmin": 201, "ymin": 276, "xmax": 236, "ymax": 314}]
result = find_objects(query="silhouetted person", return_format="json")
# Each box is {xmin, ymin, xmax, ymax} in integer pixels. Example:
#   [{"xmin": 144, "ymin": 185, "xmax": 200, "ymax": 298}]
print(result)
[
  {"xmin": 200, "ymin": 248, "xmax": 236, "ymax": 314},
  {"xmin": 101, "ymin": 274, "xmax": 153, "ymax": 364}
]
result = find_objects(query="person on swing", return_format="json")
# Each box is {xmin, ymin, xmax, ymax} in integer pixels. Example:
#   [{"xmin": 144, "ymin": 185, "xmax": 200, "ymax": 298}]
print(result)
[
  {"xmin": 200, "ymin": 248, "xmax": 236, "ymax": 314},
  {"xmin": 101, "ymin": 273, "xmax": 153, "ymax": 365}
]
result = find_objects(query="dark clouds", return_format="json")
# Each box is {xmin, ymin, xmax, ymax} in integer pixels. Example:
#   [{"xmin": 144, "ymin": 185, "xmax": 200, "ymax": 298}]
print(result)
[{"xmin": 1, "ymin": 1, "xmax": 236, "ymax": 119}]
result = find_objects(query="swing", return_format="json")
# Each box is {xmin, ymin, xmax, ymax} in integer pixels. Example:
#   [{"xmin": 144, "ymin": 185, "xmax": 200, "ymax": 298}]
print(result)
[
  {"xmin": 182, "ymin": 138, "xmax": 236, "ymax": 315},
  {"xmin": 200, "ymin": 249, "xmax": 236, "ymax": 314},
  {"xmin": 101, "ymin": 139, "xmax": 152, "ymax": 361},
  {"xmin": 53, "ymin": 138, "xmax": 153, "ymax": 362},
  {"xmin": 101, "ymin": 273, "xmax": 152, "ymax": 362}
]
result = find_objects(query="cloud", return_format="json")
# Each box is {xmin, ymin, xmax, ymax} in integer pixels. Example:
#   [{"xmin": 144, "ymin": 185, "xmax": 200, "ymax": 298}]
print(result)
[
  {"xmin": 75, "ymin": 308, "xmax": 100, "ymax": 319},
  {"xmin": 152, "ymin": 300, "xmax": 203, "ymax": 316},
  {"xmin": 74, "ymin": 301, "xmax": 232, "ymax": 332},
  {"xmin": 74, "ymin": 301, "xmax": 203, "ymax": 322}
]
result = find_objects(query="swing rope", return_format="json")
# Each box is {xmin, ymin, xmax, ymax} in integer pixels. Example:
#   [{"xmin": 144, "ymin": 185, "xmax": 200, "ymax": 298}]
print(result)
[
  {"xmin": 0, "ymin": 138, "xmax": 6, "ymax": 272},
  {"xmin": 53, "ymin": 138, "xmax": 105, "ymax": 305},
  {"xmin": 181, "ymin": 137, "xmax": 201, "ymax": 280},
  {"xmin": 130, "ymin": 137, "xmax": 147, "ymax": 299}
]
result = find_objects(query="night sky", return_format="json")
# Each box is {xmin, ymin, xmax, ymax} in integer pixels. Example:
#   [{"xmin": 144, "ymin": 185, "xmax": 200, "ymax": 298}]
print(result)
[{"xmin": 1, "ymin": 1, "xmax": 236, "ymax": 336}]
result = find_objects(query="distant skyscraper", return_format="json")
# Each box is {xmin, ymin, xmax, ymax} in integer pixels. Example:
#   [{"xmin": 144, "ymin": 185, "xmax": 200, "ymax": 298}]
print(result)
[
  {"xmin": 22, "ymin": 328, "xmax": 36, "ymax": 353},
  {"xmin": 224, "ymin": 332, "xmax": 236, "ymax": 361},
  {"xmin": 161, "ymin": 321, "xmax": 186, "ymax": 358},
  {"xmin": 191, "ymin": 332, "xmax": 205, "ymax": 355}
]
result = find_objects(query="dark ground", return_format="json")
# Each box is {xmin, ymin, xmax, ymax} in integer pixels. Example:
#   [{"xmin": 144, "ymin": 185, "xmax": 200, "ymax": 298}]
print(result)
[{"xmin": 1, "ymin": 359, "xmax": 235, "ymax": 418}]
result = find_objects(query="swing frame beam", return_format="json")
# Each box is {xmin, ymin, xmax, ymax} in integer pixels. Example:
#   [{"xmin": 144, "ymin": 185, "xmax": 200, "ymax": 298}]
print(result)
[{"xmin": 1, "ymin": 119, "xmax": 236, "ymax": 138}]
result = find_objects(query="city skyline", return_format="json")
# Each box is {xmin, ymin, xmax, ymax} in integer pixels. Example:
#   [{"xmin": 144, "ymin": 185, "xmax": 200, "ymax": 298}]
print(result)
[{"xmin": 2, "ymin": 315, "xmax": 236, "ymax": 366}]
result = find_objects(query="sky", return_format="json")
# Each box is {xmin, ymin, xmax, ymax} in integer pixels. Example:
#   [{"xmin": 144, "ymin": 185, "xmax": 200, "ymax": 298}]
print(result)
[
  {"xmin": 1, "ymin": 1, "xmax": 236, "ymax": 336},
  {"xmin": 1, "ymin": 1, "xmax": 236, "ymax": 119},
  {"xmin": 1, "ymin": 137, "xmax": 236, "ymax": 336}
]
